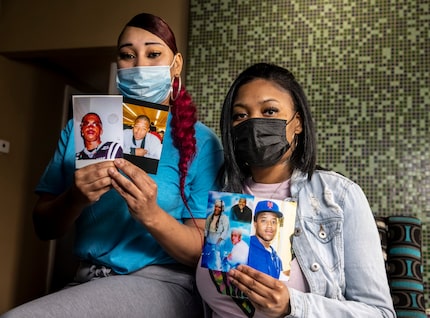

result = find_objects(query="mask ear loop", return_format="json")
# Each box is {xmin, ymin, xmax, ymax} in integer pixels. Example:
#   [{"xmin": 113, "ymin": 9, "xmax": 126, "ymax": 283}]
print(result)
[{"xmin": 171, "ymin": 75, "xmax": 181, "ymax": 101}]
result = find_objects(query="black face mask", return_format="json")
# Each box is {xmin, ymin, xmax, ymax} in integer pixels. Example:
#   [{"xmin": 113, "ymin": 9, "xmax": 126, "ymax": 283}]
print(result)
[{"xmin": 232, "ymin": 118, "xmax": 292, "ymax": 167}]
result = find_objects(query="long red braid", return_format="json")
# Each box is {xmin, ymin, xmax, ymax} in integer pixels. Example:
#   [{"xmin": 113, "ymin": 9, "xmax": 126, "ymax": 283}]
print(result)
[
  {"xmin": 170, "ymin": 78, "xmax": 197, "ymax": 210},
  {"xmin": 170, "ymin": 81, "xmax": 202, "ymax": 245}
]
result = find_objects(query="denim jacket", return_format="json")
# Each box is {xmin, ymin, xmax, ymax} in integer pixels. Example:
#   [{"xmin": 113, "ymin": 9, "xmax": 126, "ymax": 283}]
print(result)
[{"xmin": 288, "ymin": 169, "xmax": 396, "ymax": 317}]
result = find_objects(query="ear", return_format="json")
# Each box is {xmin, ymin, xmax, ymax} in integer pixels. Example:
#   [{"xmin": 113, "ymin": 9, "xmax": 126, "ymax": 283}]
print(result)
[
  {"xmin": 293, "ymin": 112, "xmax": 303, "ymax": 135},
  {"xmin": 171, "ymin": 53, "xmax": 183, "ymax": 77}
]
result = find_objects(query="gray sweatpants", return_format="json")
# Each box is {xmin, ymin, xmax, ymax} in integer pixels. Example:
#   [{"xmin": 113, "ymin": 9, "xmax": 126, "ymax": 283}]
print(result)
[{"xmin": 0, "ymin": 264, "xmax": 203, "ymax": 318}]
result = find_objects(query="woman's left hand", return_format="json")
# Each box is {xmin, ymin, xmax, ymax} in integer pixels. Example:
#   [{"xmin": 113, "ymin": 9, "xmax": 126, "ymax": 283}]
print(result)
[
  {"xmin": 228, "ymin": 265, "xmax": 291, "ymax": 317},
  {"xmin": 108, "ymin": 158, "xmax": 160, "ymax": 224}
]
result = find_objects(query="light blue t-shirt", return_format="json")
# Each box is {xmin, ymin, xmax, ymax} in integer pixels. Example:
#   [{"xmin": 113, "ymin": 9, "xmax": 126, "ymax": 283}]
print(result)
[{"xmin": 36, "ymin": 116, "xmax": 223, "ymax": 274}]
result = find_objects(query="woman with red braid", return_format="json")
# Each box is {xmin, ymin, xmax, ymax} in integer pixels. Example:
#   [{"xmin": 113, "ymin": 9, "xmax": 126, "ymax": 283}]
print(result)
[{"xmin": 1, "ymin": 13, "xmax": 223, "ymax": 318}]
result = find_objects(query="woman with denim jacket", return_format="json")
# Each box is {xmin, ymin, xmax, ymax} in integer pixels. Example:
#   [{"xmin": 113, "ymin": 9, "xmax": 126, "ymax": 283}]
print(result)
[{"xmin": 196, "ymin": 63, "xmax": 395, "ymax": 317}]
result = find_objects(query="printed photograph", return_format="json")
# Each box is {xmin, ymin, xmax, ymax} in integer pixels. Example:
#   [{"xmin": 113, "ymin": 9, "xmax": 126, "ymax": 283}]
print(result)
[
  {"xmin": 73, "ymin": 95, "xmax": 123, "ymax": 169},
  {"xmin": 122, "ymin": 97, "xmax": 170, "ymax": 174}
]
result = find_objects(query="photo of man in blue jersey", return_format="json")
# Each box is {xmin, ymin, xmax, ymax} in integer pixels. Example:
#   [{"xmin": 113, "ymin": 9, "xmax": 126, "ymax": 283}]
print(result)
[{"xmin": 247, "ymin": 200, "xmax": 284, "ymax": 278}]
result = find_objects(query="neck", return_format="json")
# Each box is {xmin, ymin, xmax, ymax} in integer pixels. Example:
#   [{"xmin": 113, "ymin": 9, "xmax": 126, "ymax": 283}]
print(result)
[
  {"xmin": 84, "ymin": 140, "xmax": 101, "ymax": 151},
  {"xmin": 251, "ymin": 164, "xmax": 293, "ymax": 184},
  {"xmin": 256, "ymin": 235, "xmax": 272, "ymax": 249}
]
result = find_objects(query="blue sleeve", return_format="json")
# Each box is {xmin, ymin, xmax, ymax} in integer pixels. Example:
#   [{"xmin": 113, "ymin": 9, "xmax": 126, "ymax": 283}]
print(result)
[
  {"xmin": 35, "ymin": 119, "xmax": 76, "ymax": 195},
  {"xmin": 182, "ymin": 123, "xmax": 224, "ymax": 220}
]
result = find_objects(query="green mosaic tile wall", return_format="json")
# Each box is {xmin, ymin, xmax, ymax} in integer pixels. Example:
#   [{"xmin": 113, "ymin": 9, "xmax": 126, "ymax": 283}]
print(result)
[{"xmin": 186, "ymin": 0, "xmax": 430, "ymax": 307}]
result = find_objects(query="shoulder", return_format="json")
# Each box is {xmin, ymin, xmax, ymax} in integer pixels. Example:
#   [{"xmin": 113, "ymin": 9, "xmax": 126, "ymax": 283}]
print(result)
[
  {"xmin": 293, "ymin": 169, "xmax": 356, "ymax": 187},
  {"xmin": 292, "ymin": 169, "xmax": 364, "ymax": 196},
  {"xmin": 101, "ymin": 141, "xmax": 116, "ymax": 147},
  {"xmin": 147, "ymin": 132, "xmax": 160, "ymax": 141},
  {"xmin": 313, "ymin": 169, "xmax": 355, "ymax": 184},
  {"xmin": 239, "ymin": 240, "xmax": 249, "ymax": 247},
  {"xmin": 63, "ymin": 119, "xmax": 74, "ymax": 138},
  {"xmin": 193, "ymin": 122, "xmax": 223, "ymax": 155},
  {"xmin": 194, "ymin": 122, "xmax": 221, "ymax": 143},
  {"xmin": 299, "ymin": 169, "xmax": 368, "ymax": 204},
  {"xmin": 99, "ymin": 141, "xmax": 122, "ymax": 152},
  {"xmin": 66, "ymin": 118, "xmax": 74, "ymax": 130}
]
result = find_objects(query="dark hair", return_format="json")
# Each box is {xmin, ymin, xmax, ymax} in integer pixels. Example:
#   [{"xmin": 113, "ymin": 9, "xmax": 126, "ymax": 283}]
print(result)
[
  {"xmin": 119, "ymin": 13, "xmax": 178, "ymax": 53},
  {"xmin": 118, "ymin": 13, "xmax": 197, "ymax": 210},
  {"xmin": 220, "ymin": 63, "xmax": 317, "ymax": 192},
  {"xmin": 134, "ymin": 114, "xmax": 150, "ymax": 125}
]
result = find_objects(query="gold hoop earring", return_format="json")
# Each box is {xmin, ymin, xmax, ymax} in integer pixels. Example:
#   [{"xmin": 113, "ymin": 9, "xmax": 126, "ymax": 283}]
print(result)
[{"xmin": 171, "ymin": 75, "xmax": 182, "ymax": 101}]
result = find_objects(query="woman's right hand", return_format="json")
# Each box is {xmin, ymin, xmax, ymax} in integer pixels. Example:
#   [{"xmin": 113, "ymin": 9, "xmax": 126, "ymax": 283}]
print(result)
[{"xmin": 73, "ymin": 161, "xmax": 116, "ymax": 204}]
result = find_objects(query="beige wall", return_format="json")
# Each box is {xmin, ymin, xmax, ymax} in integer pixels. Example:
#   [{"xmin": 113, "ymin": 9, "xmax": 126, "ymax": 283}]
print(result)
[
  {"xmin": 0, "ymin": 0, "xmax": 189, "ymax": 56},
  {"xmin": 0, "ymin": 0, "xmax": 189, "ymax": 313}
]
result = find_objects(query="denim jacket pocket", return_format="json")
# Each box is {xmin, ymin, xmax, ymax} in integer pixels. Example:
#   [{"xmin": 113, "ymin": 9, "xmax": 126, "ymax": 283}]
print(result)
[{"xmin": 303, "ymin": 218, "xmax": 342, "ymax": 270}]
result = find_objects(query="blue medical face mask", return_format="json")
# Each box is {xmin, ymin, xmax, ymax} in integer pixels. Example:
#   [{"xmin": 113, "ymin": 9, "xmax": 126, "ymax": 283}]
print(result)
[{"xmin": 116, "ymin": 56, "xmax": 176, "ymax": 104}]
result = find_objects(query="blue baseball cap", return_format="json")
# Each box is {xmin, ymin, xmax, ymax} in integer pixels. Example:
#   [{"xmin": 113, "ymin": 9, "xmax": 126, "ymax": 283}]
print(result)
[{"xmin": 254, "ymin": 200, "xmax": 283, "ymax": 218}]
